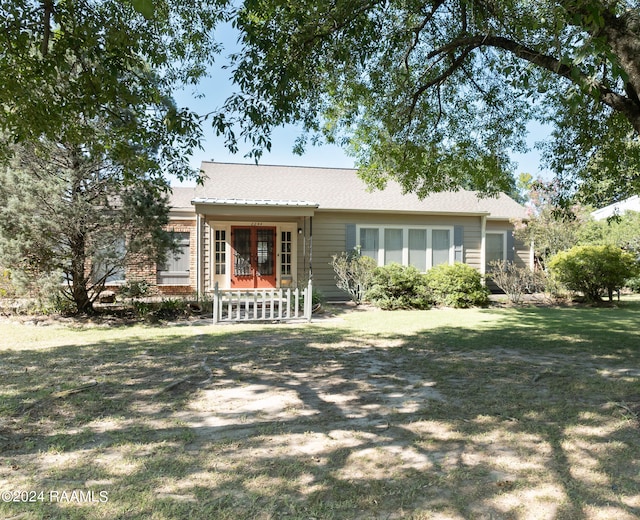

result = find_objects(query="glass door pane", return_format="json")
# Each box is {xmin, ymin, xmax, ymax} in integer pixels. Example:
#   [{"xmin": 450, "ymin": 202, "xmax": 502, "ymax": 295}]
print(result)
[
  {"xmin": 233, "ymin": 228, "xmax": 252, "ymax": 277},
  {"xmin": 256, "ymin": 228, "xmax": 274, "ymax": 276}
]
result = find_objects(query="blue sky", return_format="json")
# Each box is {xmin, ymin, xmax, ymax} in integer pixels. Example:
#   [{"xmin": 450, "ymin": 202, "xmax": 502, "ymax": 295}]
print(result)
[{"xmin": 172, "ymin": 25, "xmax": 553, "ymax": 186}]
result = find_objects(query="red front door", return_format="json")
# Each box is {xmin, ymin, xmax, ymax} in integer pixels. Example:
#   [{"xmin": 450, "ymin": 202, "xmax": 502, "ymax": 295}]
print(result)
[{"xmin": 231, "ymin": 227, "xmax": 277, "ymax": 288}]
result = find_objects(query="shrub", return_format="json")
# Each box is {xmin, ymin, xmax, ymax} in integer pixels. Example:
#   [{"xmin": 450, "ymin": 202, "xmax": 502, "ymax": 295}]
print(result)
[
  {"xmin": 119, "ymin": 279, "xmax": 150, "ymax": 298},
  {"xmin": 331, "ymin": 251, "xmax": 377, "ymax": 304},
  {"xmin": 548, "ymin": 245, "xmax": 639, "ymax": 303},
  {"xmin": 0, "ymin": 268, "xmax": 16, "ymax": 298},
  {"xmin": 627, "ymin": 276, "xmax": 640, "ymax": 293},
  {"xmin": 425, "ymin": 263, "xmax": 490, "ymax": 308},
  {"xmin": 155, "ymin": 298, "xmax": 189, "ymax": 320},
  {"xmin": 131, "ymin": 300, "xmax": 152, "ymax": 318},
  {"xmin": 488, "ymin": 260, "xmax": 545, "ymax": 304},
  {"xmin": 366, "ymin": 263, "xmax": 432, "ymax": 310}
]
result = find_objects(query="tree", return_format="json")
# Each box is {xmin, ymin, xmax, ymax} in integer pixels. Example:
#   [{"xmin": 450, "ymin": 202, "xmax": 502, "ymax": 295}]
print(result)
[
  {"xmin": 220, "ymin": 0, "xmax": 640, "ymax": 201},
  {"xmin": 0, "ymin": 135, "xmax": 174, "ymax": 314},
  {"xmin": 579, "ymin": 210, "xmax": 640, "ymax": 248},
  {"xmin": 513, "ymin": 179, "xmax": 589, "ymax": 268},
  {"xmin": 0, "ymin": 0, "xmax": 228, "ymax": 181},
  {"xmin": 0, "ymin": 0, "xmax": 229, "ymax": 313}
]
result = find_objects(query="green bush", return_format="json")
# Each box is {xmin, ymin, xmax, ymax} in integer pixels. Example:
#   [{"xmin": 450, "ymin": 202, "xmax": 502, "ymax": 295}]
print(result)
[
  {"xmin": 425, "ymin": 263, "xmax": 490, "ymax": 308},
  {"xmin": 331, "ymin": 251, "xmax": 378, "ymax": 305},
  {"xmin": 119, "ymin": 279, "xmax": 150, "ymax": 298},
  {"xmin": 0, "ymin": 268, "xmax": 16, "ymax": 298},
  {"xmin": 548, "ymin": 245, "xmax": 639, "ymax": 303},
  {"xmin": 366, "ymin": 263, "xmax": 432, "ymax": 310},
  {"xmin": 155, "ymin": 298, "xmax": 189, "ymax": 319},
  {"xmin": 627, "ymin": 276, "xmax": 640, "ymax": 293}
]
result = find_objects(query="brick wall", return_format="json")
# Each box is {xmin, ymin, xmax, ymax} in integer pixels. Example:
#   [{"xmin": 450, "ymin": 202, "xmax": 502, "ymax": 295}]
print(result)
[{"xmin": 105, "ymin": 220, "xmax": 198, "ymax": 297}]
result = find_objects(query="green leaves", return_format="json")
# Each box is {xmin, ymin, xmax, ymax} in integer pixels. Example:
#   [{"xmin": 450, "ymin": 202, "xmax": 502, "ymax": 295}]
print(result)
[
  {"xmin": 0, "ymin": 0, "xmax": 227, "ymax": 182},
  {"xmin": 224, "ymin": 0, "xmax": 640, "ymax": 200},
  {"xmin": 130, "ymin": 0, "xmax": 154, "ymax": 20},
  {"xmin": 549, "ymin": 245, "xmax": 639, "ymax": 303}
]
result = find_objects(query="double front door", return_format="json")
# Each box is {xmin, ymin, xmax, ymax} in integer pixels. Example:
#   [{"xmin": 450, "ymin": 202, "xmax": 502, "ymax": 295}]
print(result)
[{"xmin": 231, "ymin": 226, "xmax": 277, "ymax": 288}]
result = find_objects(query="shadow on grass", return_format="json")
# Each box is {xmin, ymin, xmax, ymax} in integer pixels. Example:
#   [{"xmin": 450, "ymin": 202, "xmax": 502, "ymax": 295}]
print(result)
[{"xmin": 1, "ymin": 302, "xmax": 639, "ymax": 519}]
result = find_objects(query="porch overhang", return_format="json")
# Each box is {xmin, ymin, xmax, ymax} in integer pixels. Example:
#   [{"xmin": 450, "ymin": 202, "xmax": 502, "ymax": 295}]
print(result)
[{"xmin": 192, "ymin": 198, "xmax": 318, "ymax": 218}]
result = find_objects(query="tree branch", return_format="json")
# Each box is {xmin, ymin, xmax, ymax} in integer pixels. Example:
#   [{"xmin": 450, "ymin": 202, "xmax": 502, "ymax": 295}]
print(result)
[
  {"xmin": 414, "ymin": 32, "xmax": 640, "ymax": 134},
  {"xmin": 408, "ymin": 43, "xmax": 480, "ymax": 120},
  {"xmin": 482, "ymin": 34, "xmax": 640, "ymax": 133},
  {"xmin": 40, "ymin": 0, "xmax": 54, "ymax": 56},
  {"xmin": 403, "ymin": 0, "xmax": 447, "ymax": 71}
]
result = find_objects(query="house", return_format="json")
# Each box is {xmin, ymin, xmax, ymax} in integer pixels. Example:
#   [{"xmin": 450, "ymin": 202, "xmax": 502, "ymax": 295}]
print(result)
[
  {"xmin": 591, "ymin": 195, "xmax": 640, "ymax": 221},
  {"xmin": 139, "ymin": 162, "xmax": 531, "ymax": 300}
]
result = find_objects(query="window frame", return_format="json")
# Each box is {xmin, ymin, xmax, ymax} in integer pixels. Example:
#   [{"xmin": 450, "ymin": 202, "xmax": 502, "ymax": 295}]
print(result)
[
  {"xmin": 485, "ymin": 231, "xmax": 507, "ymax": 271},
  {"xmin": 356, "ymin": 225, "xmax": 454, "ymax": 271}
]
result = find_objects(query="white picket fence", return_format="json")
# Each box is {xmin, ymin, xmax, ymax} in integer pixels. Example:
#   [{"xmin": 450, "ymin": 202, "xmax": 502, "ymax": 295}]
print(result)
[{"xmin": 212, "ymin": 280, "xmax": 313, "ymax": 323}]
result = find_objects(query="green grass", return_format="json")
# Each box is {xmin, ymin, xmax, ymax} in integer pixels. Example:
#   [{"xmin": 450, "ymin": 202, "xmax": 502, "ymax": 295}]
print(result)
[{"xmin": 1, "ymin": 297, "xmax": 639, "ymax": 519}]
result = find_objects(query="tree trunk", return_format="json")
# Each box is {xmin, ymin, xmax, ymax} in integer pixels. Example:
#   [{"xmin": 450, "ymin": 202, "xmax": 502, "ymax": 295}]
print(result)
[
  {"xmin": 70, "ymin": 232, "xmax": 93, "ymax": 314},
  {"xmin": 68, "ymin": 150, "xmax": 94, "ymax": 315},
  {"xmin": 600, "ymin": 10, "xmax": 640, "ymax": 134}
]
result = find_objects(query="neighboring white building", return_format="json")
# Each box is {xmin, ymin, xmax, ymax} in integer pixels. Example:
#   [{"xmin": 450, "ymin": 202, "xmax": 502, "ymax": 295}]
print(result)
[{"xmin": 592, "ymin": 195, "xmax": 640, "ymax": 221}]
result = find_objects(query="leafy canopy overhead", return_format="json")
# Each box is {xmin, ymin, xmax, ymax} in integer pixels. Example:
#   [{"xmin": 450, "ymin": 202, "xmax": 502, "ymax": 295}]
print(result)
[
  {"xmin": 220, "ymin": 0, "xmax": 640, "ymax": 201},
  {"xmin": 0, "ymin": 0, "xmax": 228, "ymax": 181}
]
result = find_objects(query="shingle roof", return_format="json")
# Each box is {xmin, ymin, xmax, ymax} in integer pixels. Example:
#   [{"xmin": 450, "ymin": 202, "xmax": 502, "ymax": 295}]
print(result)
[
  {"xmin": 173, "ymin": 162, "xmax": 527, "ymax": 220},
  {"xmin": 170, "ymin": 186, "xmax": 198, "ymax": 209}
]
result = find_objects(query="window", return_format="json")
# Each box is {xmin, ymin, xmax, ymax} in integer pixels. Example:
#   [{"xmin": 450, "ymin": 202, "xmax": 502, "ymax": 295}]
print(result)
[
  {"xmin": 281, "ymin": 231, "xmax": 292, "ymax": 276},
  {"xmin": 486, "ymin": 232, "xmax": 506, "ymax": 271},
  {"xmin": 356, "ymin": 226, "xmax": 453, "ymax": 270},
  {"xmin": 360, "ymin": 228, "xmax": 379, "ymax": 261},
  {"xmin": 157, "ymin": 232, "xmax": 190, "ymax": 285},
  {"xmin": 93, "ymin": 237, "xmax": 125, "ymax": 283},
  {"xmin": 408, "ymin": 229, "xmax": 427, "ymax": 272},
  {"xmin": 432, "ymin": 229, "xmax": 450, "ymax": 267},
  {"xmin": 214, "ymin": 229, "xmax": 226, "ymax": 275},
  {"xmin": 384, "ymin": 228, "xmax": 403, "ymax": 265}
]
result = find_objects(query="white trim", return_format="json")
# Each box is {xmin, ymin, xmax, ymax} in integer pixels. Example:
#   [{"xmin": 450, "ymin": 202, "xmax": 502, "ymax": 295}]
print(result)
[
  {"xmin": 485, "ymin": 231, "xmax": 507, "ymax": 271},
  {"xmin": 207, "ymin": 220, "xmax": 298, "ymax": 290},
  {"xmin": 196, "ymin": 213, "xmax": 202, "ymax": 295},
  {"xmin": 529, "ymin": 240, "xmax": 535, "ymax": 271},
  {"xmin": 168, "ymin": 213, "xmax": 197, "ymax": 221},
  {"xmin": 355, "ymin": 224, "xmax": 455, "ymax": 271},
  {"xmin": 480, "ymin": 215, "xmax": 487, "ymax": 276}
]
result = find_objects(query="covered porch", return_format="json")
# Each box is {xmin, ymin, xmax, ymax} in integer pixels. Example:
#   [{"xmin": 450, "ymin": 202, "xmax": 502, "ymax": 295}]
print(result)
[{"xmin": 191, "ymin": 198, "xmax": 318, "ymax": 294}]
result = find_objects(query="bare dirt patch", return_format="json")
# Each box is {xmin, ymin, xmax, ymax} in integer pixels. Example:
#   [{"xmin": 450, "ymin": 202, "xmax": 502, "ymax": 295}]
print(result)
[{"xmin": 1, "ymin": 303, "xmax": 639, "ymax": 519}]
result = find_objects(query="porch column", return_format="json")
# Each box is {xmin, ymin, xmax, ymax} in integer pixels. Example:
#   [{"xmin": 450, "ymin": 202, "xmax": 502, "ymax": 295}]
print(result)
[
  {"xmin": 309, "ymin": 216, "xmax": 313, "ymax": 281},
  {"xmin": 480, "ymin": 215, "xmax": 487, "ymax": 279},
  {"xmin": 196, "ymin": 213, "xmax": 203, "ymax": 297}
]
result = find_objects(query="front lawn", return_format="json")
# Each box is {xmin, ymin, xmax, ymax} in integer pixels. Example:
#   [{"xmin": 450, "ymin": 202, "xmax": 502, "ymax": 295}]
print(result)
[{"xmin": 1, "ymin": 298, "xmax": 639, "ymax": 519}]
